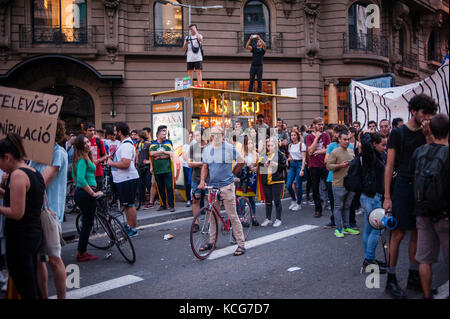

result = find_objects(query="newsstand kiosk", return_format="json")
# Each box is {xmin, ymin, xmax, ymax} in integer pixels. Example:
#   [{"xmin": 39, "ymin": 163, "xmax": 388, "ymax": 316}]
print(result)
[{"xmin": 150, "ymin": 87, "xmax": 296, "ymax": 199}]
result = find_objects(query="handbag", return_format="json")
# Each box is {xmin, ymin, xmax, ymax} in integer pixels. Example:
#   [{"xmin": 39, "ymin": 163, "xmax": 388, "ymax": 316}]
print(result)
[{"xmin": 40, "ymin": 192, "xmax": 62, "ymax": 257}]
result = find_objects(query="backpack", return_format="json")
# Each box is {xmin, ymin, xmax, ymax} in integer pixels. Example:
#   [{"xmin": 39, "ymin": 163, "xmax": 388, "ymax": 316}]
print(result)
[
  {"xmin": 413, "ymin": 144, "xmax": 449, "ymax": 214},
  {"xmin": 187, "ymin": 36, "xmax": 204, "ymax": 57},
  {"xmin": 344, "ymin": 155, "xmax": 363, "ymax": 192},
  {"xmin": 95, "ymin": 138, "xmax": 106, "ymax": 157}
]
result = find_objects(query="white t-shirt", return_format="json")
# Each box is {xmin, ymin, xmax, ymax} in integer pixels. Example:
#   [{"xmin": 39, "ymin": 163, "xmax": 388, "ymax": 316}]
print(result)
[
  {"xmin": 186, "ymin": 34, "xmax": 203, "ymax": 62},
  {"xmin": 108, "ymin": 140, "xmax": 121, "ymax": 157},
  {"xmin": 289, "ymin": 142, "xmax": 307, "ymax": 161},
  {"xmin": 111, "ymin": 137, "xmax": 139, "ymax": 183}
]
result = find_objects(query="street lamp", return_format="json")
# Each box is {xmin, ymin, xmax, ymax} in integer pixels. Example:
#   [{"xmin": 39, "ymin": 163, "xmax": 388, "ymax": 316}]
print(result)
[{"xmin": 156, "ymin": 0, "xmax": 223, "ymax": 26}]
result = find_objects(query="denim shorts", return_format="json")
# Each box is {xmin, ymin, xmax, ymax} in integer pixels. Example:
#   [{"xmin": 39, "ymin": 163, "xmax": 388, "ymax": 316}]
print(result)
[
  {"xmin": 115, "ymin": 178, "xmax": 139, "ymax": 207},
  {"xmin": 191, "ymin": 180, "xmax": 207, "ymax": 199},
  {"xmin": 392, "ymin": 176, "xmax": 416, "ymax": 230}
]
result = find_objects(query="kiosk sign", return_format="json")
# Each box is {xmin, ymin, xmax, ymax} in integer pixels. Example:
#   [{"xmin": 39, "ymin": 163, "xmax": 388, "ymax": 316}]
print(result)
[{"xmin": 0, "ymin": 86, "xmax": 63, "ymax": 165}]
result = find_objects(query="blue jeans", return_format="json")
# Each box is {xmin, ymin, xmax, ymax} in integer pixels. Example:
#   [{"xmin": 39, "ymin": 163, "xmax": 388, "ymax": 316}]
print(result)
[
  {"xmin": 333, "ymin": 186, "xmax": 355, "ymax": 230},
  {"xmin": 360, "ymin": 193, "xmax": 382, "ymax": 260},
  {"xmin": 286, "ymin": 160, "xmax": 304, "ymax": 204}
]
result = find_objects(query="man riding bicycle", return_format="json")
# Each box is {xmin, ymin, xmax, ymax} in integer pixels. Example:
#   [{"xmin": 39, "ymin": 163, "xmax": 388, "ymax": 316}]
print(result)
[{"xmin": 198, "ymin": 126, "xmax": 247, "ymax": 256}]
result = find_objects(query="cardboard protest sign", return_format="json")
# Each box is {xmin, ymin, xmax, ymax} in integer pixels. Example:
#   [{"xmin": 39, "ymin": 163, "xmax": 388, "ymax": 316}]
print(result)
[{"xmin": 0, "ymin": 86, "xmax": 63, "ymax": 165}]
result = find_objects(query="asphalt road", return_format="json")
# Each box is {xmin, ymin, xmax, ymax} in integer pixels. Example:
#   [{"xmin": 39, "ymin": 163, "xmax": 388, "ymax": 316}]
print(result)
[{"xmin": 44, "ymin": 199, "xmax": 448, "ymax": 302}]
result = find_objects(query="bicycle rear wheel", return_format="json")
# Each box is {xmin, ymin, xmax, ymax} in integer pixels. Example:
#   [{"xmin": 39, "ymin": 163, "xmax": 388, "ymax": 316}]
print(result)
[
  {"xmin": 236, "ymin": 197, "xmax": 254, "ymax": 241},
  {"xmin": 190, "ymin": 207, "xmax": 218, "ymax": 260},
  {"xmin": 109, "ymin": 216, "xmax": 136, "ymax": 264},
  {"xmin": 75, "ymin": 212, "xmax": 114, "ymax": 250}
]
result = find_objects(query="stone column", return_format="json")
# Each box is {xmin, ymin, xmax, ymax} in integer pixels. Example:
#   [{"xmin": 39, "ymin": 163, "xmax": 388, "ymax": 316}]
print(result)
[{"xmin": 325, "ymin": 78, "xmax": 339, "ymax": 124}]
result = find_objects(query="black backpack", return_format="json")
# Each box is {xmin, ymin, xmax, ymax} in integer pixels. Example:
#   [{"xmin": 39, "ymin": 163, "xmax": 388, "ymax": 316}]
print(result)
[
  {"xmin": 344, "ymin": 156, "xmax": 363, "ymax": 192},
  {"xmin": 414, "ymin": 144, "xmax": 449, "ymax": 213}
]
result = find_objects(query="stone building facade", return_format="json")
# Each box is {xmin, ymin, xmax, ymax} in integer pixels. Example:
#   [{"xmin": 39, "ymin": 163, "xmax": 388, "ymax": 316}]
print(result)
[{"xmin": 0, "ymin": 0, "xmax": 448, "ymax": 132}]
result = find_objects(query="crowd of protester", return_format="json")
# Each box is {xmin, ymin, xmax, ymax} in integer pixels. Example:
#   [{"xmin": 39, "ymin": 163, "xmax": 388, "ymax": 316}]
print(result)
[{"xmin": 0, "ymin": 93, "xmax": 447, "ymax": 299}]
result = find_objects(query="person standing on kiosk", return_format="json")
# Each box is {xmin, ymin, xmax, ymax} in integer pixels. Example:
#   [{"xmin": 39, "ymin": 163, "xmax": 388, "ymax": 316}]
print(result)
[
  {"xmin": 246, "ymin": 34, "xmax": 266, "ymax": 93},
  {"xmin": 183, "ymin": 24, "xmax": 203, "ymax": 87}
]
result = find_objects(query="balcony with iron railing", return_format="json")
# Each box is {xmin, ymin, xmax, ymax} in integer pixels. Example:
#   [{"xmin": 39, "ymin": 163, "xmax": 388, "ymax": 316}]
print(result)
[
  {"xmin": 18, "ymin": 25, "xmax": 97, "ymax": 56},
  {"xmin": 143, "ymin": 29, "xmax": 284, "ymax": 55},
  {"xmin": 401, "ymin": 52, "xmax": 419, "ymax": 70},
  {"xmin": 342, "ymin": 31, "xmax": 389, "ymax": 65}
]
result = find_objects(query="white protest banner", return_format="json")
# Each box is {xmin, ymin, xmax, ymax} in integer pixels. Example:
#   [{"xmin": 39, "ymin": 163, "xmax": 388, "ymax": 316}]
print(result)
[
  {"xmin": 351, "ymin": 59, "xmax": 449, "ymax": 129},
  {"xmin": 0, "ymin": 86, "xmax": 63, "ymax": 165}
]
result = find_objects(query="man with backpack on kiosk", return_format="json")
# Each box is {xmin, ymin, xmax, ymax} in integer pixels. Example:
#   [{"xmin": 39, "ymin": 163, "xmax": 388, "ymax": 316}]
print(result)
[
  {"xmin": 383, "ymin": 94, "xmax": 437, "ymax": 299},
  {"xmin": 412, "ymin": 114, "xmax": 449, "ymax": 299},
  {"xmin": 183, "ymin": 24, "xmax": 203, "ymax": 87}
]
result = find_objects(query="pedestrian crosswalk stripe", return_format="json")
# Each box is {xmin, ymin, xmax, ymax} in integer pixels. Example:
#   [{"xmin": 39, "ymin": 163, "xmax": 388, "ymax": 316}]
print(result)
[
  {"xmin": 49, "ymin": 275, "xmax": 144, "ymax": 299},
  {"xmin": 208, "ymin": 224, "xmax": 318, "ymax": 260}
]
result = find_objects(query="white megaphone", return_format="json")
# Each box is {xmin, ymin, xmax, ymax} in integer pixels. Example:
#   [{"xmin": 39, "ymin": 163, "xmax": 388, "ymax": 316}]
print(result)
[{"xmin": 368, "ymin": 208, "xmax": 397, "ymax": 230}]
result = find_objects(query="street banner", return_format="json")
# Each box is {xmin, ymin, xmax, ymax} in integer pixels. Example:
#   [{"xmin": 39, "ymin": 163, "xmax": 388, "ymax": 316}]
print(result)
[
  {"xmin": 351, "ymin": 59, "xmax": 449, "ymax": 129},
  {"xmin": 0, "ymin": 86, "xmax": 63, "ymax": 165}
]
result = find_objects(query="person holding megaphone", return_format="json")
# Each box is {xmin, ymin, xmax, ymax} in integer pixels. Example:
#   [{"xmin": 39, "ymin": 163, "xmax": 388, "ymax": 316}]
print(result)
[{"xmin": 359, "ymin": 131, "xmax": 389, "ymax": 273}]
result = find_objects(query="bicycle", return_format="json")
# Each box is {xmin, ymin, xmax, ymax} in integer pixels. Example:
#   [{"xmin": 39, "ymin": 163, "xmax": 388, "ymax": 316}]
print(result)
[
  {"xmin": 75, "ymin": 194, "xmax": 136, "ymax": 264},
  {"xmin": 190, "ymin": 186, "xmax": 254, "ymax": 260},
  {"xmin": 64, "ymin": 179, "xmax": 79, "ymax": 215}
]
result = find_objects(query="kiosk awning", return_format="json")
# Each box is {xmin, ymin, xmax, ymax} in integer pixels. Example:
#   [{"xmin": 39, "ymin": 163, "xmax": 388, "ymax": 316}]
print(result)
[{"xmin": 151, "ymin": 87, "xmax": 297, "ymax": 101}]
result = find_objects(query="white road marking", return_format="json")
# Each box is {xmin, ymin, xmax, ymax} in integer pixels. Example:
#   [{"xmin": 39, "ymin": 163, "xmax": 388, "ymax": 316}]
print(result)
[
  {"xmin": 208, "ymin": 224, "xmax": 318, "ymax": 260},
  {"xmin": 138, "ymin": 216, "xmax": 193, "ymax": 230},
  {"xmin": 49, "ymin": 275, "xmax": 144, "ymax": 299},
  {"xmin": 435, "ymin": 280, "xmax": 449, "ymax": 299}
]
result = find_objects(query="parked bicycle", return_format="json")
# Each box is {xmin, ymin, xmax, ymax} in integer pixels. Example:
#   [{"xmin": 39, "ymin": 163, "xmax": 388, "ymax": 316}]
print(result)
[
  {"xmin": 190, "ymin": 186, "xmax": 254, "ymax": 260},
  {"xmin": 75, "ymin": 194, "xmax": 136, "ymax": 264},
  {"xmin": 64, "ymin": 179, "xmax": 79, "ymax": 215}
]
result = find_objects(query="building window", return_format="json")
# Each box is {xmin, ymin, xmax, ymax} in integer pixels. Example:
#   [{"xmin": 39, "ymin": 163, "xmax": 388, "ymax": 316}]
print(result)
[
  {"xmin": 32, "ymin": 0, "xmax": 87, "ymax": 43},
  {"xmin": 154, "ymin": 1, "xmax": 183, "ymax": 46},
  {"xmin": 347, "ymin": 2, "xmax": 373, "ymax": 51},
  {"xmin": 244, "ymin": 1, "xmax": 270, "ymax": 47},
  {"xmin": 427, "ymin": 30, "xmax": 441, "ymax": 62}
]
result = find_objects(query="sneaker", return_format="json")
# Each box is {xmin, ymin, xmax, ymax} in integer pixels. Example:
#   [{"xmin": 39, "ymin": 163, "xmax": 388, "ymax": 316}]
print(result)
[
  {"xmin": 273, "ymin": 219, "xmax": 282, "ymax": 227},
  {"xmin": 169, "ymin": 207, "xmax": 176, "ymax": 212},
  {"xmin": 261, "ymin": 219, "xmax": 272, "ymax": 227},
  {"xmin": 289, "ymin": 201, "xmax": 296, "ymax": 210},
  {"xmin": 292, "ymin": 203, "xmax": 302, "ymax": 211},
  {"xmin": 361, "ymin": 259, "xmax": 387, "ymax": 274},
  {"xmin": 386, "ymin": 274, "xmax": 407, "ymax": 299},
  {"xmin": 334, "ymin": 229, "xmax": 344, "ymax": 238},
  {"xmin": 77, "ymin": 252, "xmax": 98, "ymax": 262},
  {"xmin": 407, "ymin": 269, "xmax": 422, "ymax": 291},
  {"xmin": 157, "ymin": 206, "xmax": 167, "ymax": 211},
  {"xmin": 252, "ymin": 218, "xmax": 260, "ymax": 226},
  {"xmin": 323, "ymin": 222, "xmax": 336, "ymax": 229},
  {"xmin": 350, "ymin": 223, "xmax": 359, "ymax": 230},
  {"xmin": 127, "ymin": 228, "xmax": 138, "ymax": 237},
  {"xmin": 314, "ymin": 211, "xmax": 322, "ymax": 218},
  {"xmin": 343, "ymin": 228, "xmax": 360, "ymax": 235},
  {"xmin": 186, "ymin": 201, "xmax": 191, "ymax": 207}
]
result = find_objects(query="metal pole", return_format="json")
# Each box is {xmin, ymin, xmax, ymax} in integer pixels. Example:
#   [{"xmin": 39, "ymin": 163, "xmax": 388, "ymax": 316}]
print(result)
[
  {"xmin": 188, "ymin": 6, "xmax": 191, "ymax": 26},
  {"xmin": 222, "ymin": 92, "xmax": 225, "ymax": 130}
]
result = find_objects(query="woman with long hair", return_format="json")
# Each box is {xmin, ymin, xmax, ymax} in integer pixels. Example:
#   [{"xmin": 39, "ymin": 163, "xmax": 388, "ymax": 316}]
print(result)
[
  {"xmin": 72, "ymin": 135, "xmax": 103, "ymax": 262},
  {"xmin": 236, "ymin": 135, "xmax": 259, "ymax": 226},
  {"xmin": 286, "ymin": 130, "xmax": 306, "ymax": 211},
  {"xmin": 257, "ymin": 137, "xmax": 287, "ymax": 228},
  {"xmin": 0, "ymin": 133, "xmax": 45, "ymax": 299}
]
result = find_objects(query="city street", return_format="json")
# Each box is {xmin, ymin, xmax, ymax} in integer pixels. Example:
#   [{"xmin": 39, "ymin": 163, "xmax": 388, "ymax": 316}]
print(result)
[{"xmin": 45, "ymin": 199, "xmax": 449, "ymax": 300}]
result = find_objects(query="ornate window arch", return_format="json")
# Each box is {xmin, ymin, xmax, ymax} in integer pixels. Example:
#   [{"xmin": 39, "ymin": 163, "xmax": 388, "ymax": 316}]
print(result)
[
  {"xmin": 153, "ymin": 0, "xmax": 183, "ymax": 46},
  {"xmin": 243, "ymin": 0, "xmax": 271, "ymax": 46}
]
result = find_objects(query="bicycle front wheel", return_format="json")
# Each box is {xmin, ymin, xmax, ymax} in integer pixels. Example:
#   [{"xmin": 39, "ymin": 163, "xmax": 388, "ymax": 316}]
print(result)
[
  {"xmin": 236, "ymin": 197, "xmax": 254, "ymax": 241},
  {"xmin": 75, "ymin": 213, "xmax": 114, "ymax": 250},
  {"xmin": 190, "ymin": 207, "xmax": 218, "ymax": 260},
  {"xmin": 109, "ymin": 216, "xmax": 136, "ymax": 264}
]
